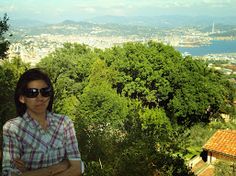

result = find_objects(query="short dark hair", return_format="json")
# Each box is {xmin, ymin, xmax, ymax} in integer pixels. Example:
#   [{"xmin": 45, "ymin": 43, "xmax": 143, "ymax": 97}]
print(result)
[{"xmin": 14, "ymin": 68, "xmax": 54, "ymax": 116}]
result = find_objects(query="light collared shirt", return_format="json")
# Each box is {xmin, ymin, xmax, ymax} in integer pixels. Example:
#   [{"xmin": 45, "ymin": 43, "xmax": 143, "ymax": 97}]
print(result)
[{"xmin": 2, "ymin": 112, "xmax": 81, "ymax": 176}]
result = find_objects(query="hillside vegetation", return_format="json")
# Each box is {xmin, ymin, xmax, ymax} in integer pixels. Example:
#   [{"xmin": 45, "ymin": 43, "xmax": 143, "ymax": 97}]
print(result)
[{"xmin": 1, "ymin": 41, "xmax": 235, "ymax": 176}]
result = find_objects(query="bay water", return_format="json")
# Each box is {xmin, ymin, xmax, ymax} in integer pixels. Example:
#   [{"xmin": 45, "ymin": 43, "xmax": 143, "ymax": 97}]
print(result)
[{"xmin": 176, "ymin": 40, "xmax": 236, "ymax": 56}]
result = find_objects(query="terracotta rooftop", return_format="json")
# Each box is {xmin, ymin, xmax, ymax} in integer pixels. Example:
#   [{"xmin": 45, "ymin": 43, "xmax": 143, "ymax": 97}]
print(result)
[{"xmin": 203, "ymin": 130, "xmax": 236, "ymax": 157}]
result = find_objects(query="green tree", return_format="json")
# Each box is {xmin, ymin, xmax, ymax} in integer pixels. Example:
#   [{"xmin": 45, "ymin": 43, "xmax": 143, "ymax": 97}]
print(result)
[
  {"xmin": 32, "ymin": 41, "xmax": 234, "ymax": 175},
  {"xmin": 115, "ymin": 100, "xmax": 194, "ymax": 176},
  {"xmin": 76, "ymin": 59, "xmax": 129, "ymax": 175},
  {"xmin": 185, "ymin": 120, "xmax": 236, "ymax": 160},
  {"xmin": 0, "ymin": 13, "xmax": 10, "ymax": 59},
  {"xmin": 214, "ymin": 161, "xmax": 235, "ymax": 176},
  {"xmin": 139, "ymin": 107, "xmax": 172, "ymax": 131},
  {"xmin": 37, "ymin": 43, "xmax": 98, "ymax": 118},
  {"xmin": 168, "ymin": 58, "xmax": 234, "ymax": 125},
  {"xmin": 0, "ymin": 57, "xmax": 29, "ymax": 125},
  {"xmin": 102, "ymin": 41, "xmax": 181, "ymax": 108},
  {"xmin": 101, "ymin": 41, "xmax": 234, "ymax": 126}
]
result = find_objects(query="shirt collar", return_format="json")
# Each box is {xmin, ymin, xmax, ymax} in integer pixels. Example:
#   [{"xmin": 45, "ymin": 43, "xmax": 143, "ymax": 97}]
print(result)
[
  {"xmin": 22, "ymin": 111, "xmax": 53, "ymax": 128},
  {"xmin": 46, "ymin": 112, "xmax": 58, "ymax": 127}
]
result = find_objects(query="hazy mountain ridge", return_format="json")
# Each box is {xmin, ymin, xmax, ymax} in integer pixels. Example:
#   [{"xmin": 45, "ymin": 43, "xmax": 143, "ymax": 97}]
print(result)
[
  {"xmin": 10, "ymin": 20, "xmax": 162, "ymax": 38},
  {"xmin": 11, "ymin": 15, "xmax": 236, "ymax": 28},
  {"xmin": 87, "ymin": 15, "xmax": 236, "ymax": 27},
  {"xmin": 8, "ymin": 15, "xmax": 236, "ymax": 40},
  {"xmin": 10, "ymin": 18, "xmax": 49, "ymax": 28}
]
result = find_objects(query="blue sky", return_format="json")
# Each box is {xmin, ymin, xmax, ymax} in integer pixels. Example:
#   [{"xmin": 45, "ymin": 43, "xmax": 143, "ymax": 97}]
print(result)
[{"xmin": 1, "ymin": 0, "xmax": 236, "ymax": 22}]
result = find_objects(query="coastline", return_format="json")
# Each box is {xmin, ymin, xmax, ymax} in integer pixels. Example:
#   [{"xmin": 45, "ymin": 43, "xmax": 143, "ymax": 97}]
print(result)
[{"xmin": 176, "ymin": 39, "xmax": 236, "ymax": 56}]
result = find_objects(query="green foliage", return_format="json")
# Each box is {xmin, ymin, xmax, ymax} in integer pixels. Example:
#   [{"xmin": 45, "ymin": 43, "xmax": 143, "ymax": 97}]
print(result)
[
  {"xmin": 38, "ymin": 43, "xmax": 95, "ymax": 83},
  {"xmin": 37, "ymin": 41, "xmax": 233, "ymax": 175},
  {"xmin": 37, "ymin": 43, "xmax": 98, "ymax": 116},
  {"xmin": 184, "ymin": 120, "xmax": 236, "ymax": 160},
  {"xmin": 214, "ymin": 161, "xmax": 236, "ymax": 176},
  {"xmin": 168, "ymin": 58, "xmax": 233, "ymax": 125},
  {"xmin": 184, "ymin": 123, "xmax": 216, "ymax": 160},
  {"xmin": 54, "ymin": 95, "xmax": 79, "ymax": 121},
  {"xmin": 102, "ymin": 41, "xmax": 234, "ymax": 126},
  {"xmin": 77, "ymin": 59, "xmax": 128, "ymax": 129},
  {"xmin": 76, "ymin": 59, "xmax": 129, "ymax": 175},
  {"xmin": 0, "ymin": 57, "xmax": 29, "ymax": 124},
  {"xmin": 0, "ymin": 13, "xmax": 10, "ymax": 59},
  {"xmin": 1, "ymin": 40, "xmax": 234, "ymax": 175},
  {"xmin": 139, "ymin": 107, "xmax": 172, "ymax": 131},
  {"xmin": 115, "ymin": 99, "xmax": 194, "ymax": 176},
  {"xmin": 115, "ymin": 115, "xmax": 194, "ymax": 175},
  {"xmin": 102, "ymin": 41, "xmax": 181, "ymax": 109}
]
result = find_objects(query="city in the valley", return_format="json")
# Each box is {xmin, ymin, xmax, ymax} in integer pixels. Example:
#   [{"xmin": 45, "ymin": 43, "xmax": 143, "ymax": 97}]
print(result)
[{"xmin": 7, "ymin": 19, "xmax": 236, "ymax": 69}]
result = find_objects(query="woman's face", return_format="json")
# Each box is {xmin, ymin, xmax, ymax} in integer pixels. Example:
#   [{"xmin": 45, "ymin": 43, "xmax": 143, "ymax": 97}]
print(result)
[{"xmin": 19, "ymin": 80, "xmax": 51, "ymax": 117}]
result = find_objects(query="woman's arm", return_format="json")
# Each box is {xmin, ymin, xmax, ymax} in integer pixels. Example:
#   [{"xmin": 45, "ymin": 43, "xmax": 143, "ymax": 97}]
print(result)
[
  {"xmin": 54, "ymin": 160, "xmax": 82, "ymax": 176},
  {"xmin": 13, "ymin": 159, "xmax": 70, "ymax": 176}
]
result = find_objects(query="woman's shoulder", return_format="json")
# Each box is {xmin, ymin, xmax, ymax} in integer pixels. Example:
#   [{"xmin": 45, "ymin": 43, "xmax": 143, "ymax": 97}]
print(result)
[{"xmin": 3, "ymin": 117, "xmax": 25, "ymax": 133}]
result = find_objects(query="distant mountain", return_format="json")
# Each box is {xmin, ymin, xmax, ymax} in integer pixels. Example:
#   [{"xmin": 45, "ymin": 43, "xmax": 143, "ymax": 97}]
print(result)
[
  {"xmin": 11, "ymin": 18, "xmax": 96, "ymax": 28},
  {"xmin": 9, "ymin": 16, "xmax": 236, "ymax": 39},
  {"xmin": 88, "ymin": 15, "xmax": 236, "ymax": 28},
  {"xmin": 60, "ymin": 20, "xmax": 82, "ymax": 25},
  {"xmin": 10, "ymin": 15, "xmax": 236, "ymax": 29},
  {"xmin": 10, "ymin": 19, "xmax": 162, "ymax": 38},
  {"xmin": 59, "ymin": 20, "xmax": 97, "ymax": 28},
  {"xmin": 10, "ymin": 18, "xmax": 49, "ymax": 28}
]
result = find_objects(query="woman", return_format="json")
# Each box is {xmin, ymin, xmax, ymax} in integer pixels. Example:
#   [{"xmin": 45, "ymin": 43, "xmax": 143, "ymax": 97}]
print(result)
[{"xmin": 2, "ymin": 68, "xmax": 84, "ymax": 176}]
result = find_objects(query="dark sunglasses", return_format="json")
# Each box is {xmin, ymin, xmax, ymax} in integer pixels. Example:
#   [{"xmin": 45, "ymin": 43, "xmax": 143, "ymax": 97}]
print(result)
[{"xmin": 23, "ymin": 87, "xmax": 52, "ymax": 98}]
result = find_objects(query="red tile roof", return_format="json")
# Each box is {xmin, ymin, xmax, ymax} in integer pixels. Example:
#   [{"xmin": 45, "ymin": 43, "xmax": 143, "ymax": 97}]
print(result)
[{"xmin": 203, "ymin": 130, "xmax": 236, "ymax": 157}]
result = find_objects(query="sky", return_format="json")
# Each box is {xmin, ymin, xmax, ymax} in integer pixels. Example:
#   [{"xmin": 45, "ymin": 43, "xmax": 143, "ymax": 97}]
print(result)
[{"xmin": 1, "ymin": 0, "xmax": 236, "ymax": 23}]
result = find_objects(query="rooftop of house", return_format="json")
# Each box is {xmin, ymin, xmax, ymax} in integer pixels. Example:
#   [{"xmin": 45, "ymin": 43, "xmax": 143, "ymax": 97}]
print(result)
[{"xmin": 203, "ymin": 130, "xmax": 236, "ymax": 157}]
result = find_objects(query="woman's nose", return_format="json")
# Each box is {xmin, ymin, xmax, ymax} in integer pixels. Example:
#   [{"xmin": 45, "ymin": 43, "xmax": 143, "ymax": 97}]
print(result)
[{"xmin": 36, "ymin": 92, "xmax": 45, "ymax": 99}]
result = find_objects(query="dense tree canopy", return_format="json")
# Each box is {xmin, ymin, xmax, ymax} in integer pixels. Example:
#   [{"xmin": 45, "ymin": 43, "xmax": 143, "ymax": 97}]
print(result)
[
  {"xmin": 101, "ymin": 41, "xmax": 234, "ymax": 126},
  {"xmin": 0, "ymin": 57, "xmax": 29, "ymax": 126},
  {"xmin": 1, "ymin": 40, "xmax": 234, "ymax": 175}
]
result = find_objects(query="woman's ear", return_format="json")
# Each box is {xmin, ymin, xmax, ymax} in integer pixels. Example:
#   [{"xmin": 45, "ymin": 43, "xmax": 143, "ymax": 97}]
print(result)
[{"xmin": 19, "ymin": 95, "xmax": 25, "ymax": 104}]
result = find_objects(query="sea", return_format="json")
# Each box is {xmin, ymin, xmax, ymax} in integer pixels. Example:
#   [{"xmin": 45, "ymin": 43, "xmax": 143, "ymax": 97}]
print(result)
[{"xmin": 175, "ymin": 40, "xmax": 236, "ymax": 56}]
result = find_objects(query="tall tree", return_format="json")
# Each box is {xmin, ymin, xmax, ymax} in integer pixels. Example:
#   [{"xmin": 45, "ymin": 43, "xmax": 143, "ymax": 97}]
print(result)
[
  {"xmin": 0, "ymin": 57, "xmax": 29, "ymax": 125},
  {"xmin": 101, "ymin": 41, "xmax": 234, "ymax": 126},
  {"xmin": 73, "ymin": 59, "xmax": 129, "ymax": 175},
  {"xmin": 32, "ymin": 41, "xmax": 234, "ymax": 175},
  {"xmin": 37, "ymin": 43, "xmax": 98, "ymax": 117},
  {"xmin": 0, "ymin": 13, "xmax": 10, "ymax": 59}
]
